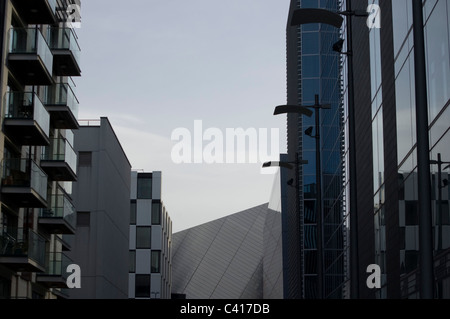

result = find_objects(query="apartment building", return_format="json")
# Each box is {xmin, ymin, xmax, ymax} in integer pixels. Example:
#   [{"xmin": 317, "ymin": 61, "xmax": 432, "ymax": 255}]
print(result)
[
  {"xmin": 129, "ymin": 171, "xmax": 172, "ymax": 299},
  {"xmin": 0, "ymin": 0, "xmax": 81, "ymax": 299}
]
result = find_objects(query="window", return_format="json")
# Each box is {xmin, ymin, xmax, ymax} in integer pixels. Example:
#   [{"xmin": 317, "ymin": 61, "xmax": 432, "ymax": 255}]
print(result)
[
  {"xmin": 77, "ymin": 212, "xmax": 90, "ymax": 227},
  {"xmin": 151, "ymin": 251, "xmax": 161, "ymax": 273},
  {"xmin": 78, "ymin": 152, "xmax": 92, "ymax": 167},
  {"xmin": 136, "ymin": 227, "xmax": 151, "ymax": 249},
  {"xmin": 0, "ymin": 277, "xmax": 11, "ymax": 299},
  {"xmin": 137, "ymin": 173, "xmax": 152, "ymax": 199},
  {"xmin": 130, "ymin": 200, "xmax": 136, "ymax": 225},
  {"xmin": 405, "ymin": 201, "xmax": 418, "ymax": 226},
  {"xmin": 135, "ymin": 275, "xmax": 150, "ymax": 298},
  {"xmin": 151, "ymin": 201, "xmax": 161, "ymax": 225},
  {"xmin": 129, "ymin": 251, "xmax": 135, "ymax": 273}
]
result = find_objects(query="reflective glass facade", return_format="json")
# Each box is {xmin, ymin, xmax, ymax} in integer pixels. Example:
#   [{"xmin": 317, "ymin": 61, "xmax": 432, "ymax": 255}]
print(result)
[
  {"xmin": 286, "ymin": 0, "xmax": 345, "ymax": 299},
  {"xmin": 351, "ymin": 0, "xmax": 450, "ymax": 298},
  {"xmin": 393, "ymin": 0, "xmax": 450, "ymax": 298}
]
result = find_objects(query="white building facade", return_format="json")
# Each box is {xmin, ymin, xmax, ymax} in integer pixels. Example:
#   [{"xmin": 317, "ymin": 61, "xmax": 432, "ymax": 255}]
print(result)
[{"xmin": 128, "ymin": 171, "xmax": 172, "ymax": 299}]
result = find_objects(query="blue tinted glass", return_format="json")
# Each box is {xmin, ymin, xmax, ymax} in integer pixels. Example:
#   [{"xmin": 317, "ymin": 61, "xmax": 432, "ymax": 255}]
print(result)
[
  {"xmin": 302, "ymin": 55, "xmax": 319, "ymax": 77},
  {"xmin": 303, "ymin": 32, "xmax": 320, "ymax": 54},
  {"xmin": 302, "ymin": 78, "xmax": 320, "ymax": 103},
  {"xmin": 302, "ymin": 0, "xmax": 318, "ymax": 8}
]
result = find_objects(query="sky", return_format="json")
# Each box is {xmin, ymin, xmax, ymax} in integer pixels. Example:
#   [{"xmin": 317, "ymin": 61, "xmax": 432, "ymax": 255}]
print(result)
[{"xmin": 75, "ymin": 0, "xmax": 291, "ymax": 233}]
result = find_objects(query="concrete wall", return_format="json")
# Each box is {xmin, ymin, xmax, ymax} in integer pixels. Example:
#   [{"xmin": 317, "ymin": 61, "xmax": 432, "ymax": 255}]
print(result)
[{"xmin": 68, "ymin": 117, "xmax": 131, "ymax": 299}]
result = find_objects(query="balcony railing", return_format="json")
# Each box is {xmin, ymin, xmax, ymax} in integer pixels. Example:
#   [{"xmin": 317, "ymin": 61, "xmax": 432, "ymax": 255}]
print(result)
[
  {"xmin": 49, "ymin": 27, "xmax": 81, "ymax": 76},
  {"xmin": 1, "ymin": 158, "xmax": 48, "ymax": 208},
  {"xmin": 4, "ymin": 92, "xmax": 51, "ymax": 145},
  {"xmin": 0, "ymin": 228, "xmax": 46, "ymax": 272},
  {"xmin": 8, "ymin": 28, "xmax": 53, "ymax": 84},
  {"xmin": 47, "ymin": 252, "xmax": 72, "ymax": 276},
  {"xmin": 43, "ymin": 83, "xmax": 79, "ymax": 129},
  {"xmin": 41, "ymin": 137, "xmax": 77, "ymax": 181},
  {"xmin": 36, "ymin": 252, "xmax": 73, "ymax": 288},
  {"xmin": 39, "ymin": 194, "xmax": 76, "ymax": 234}
]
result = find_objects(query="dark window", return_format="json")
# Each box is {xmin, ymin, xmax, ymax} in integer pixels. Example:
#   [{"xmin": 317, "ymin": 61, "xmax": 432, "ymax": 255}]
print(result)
[
  {"xmin": 405, "ymin": 201, "xmax": 418, "ymax": 225},
  {"xmin": 77, "ymin": 212, "xmax": 90, "ymax": 227},
  {"xmin": 78, "ymin": 152, "xmax": 92, "ymax": 167},
  {"xmin": 151, "ymin": 251, "xmax": 161, "ymax": 273},
  {"xmin": 304, "ymin": 250, "xmax": 318, "ymax": 274},
  {"xmin": 137, "ymin": 174, "xmax": 152, "ymax": 199},
  {"xmin": 136, "ymin": 227, "xmax": 151, "ymax": 249},
  {"xmin": 151, "ymin": 201, "xmax": 161, "ymax": 225},
  {"xmin": 0, "ymin": 277, "xmax": 11, "ymax": 299},
  {"xmin": 404, "ymin": 250, "xmax": 419, "ymax": 273},
  {"xmin": 304, "ymin": 276, "xmax": 318, "ymax": 299},
  {"xmin": 130, "ymin": 200, "xmax": 136, "ymax": 225},
  {"xmin": 440, "ymin": 201, "xmax": 450, "ymax": 225},
  {"xmin": 135, "ymin": 275, "xmax": 150, "ymax": 298},
  {"xmin": 129, "ymin": 250, "xmax": 135, "ymax": 273},
  {"xmin": 32, "ymin": 291, "xmax": 44, "ymax": 299}
]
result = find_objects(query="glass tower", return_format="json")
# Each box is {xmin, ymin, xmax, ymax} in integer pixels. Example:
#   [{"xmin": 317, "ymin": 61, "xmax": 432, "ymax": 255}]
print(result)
[{"xmin": 285, "ymin": 0, "xmax": 346, "ymax": 299}]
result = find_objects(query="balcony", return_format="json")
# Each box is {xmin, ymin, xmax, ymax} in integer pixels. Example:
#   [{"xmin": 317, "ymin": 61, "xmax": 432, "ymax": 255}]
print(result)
[
  {"xmin": 43, "ymin": 83, "xmax": 79, "ymax": 129},
  {"xmin": 3, "ymin": 92, "xmax": 51, "ymax": 146},
  {"xmin": 49, "ymin": 27, "xmax": 81, "ymax": 77},
  {"xmin": 39, "ymin": 194, "xmax": 76, "ymax": 234},
  {"xmin": 41, "ymin": 137, "xmax": 77, "ymax": 181},
  {"xmin": 11, "ymin": 0, "xmax": 57, "ymax": 25},
  {"xmin": 0, "ymin": 228, "xmax": 46, "ymax": 272},
  {"xmin": 1, "ymin": 159, "xmax": 48, "ymax": 208},
  {"xmin": 36, "ymin": 252, "xmax": 73, "ymax": 288},
  {"xmin": 8, "ymin": 28, "xmax": 53, "ymax": 85}
]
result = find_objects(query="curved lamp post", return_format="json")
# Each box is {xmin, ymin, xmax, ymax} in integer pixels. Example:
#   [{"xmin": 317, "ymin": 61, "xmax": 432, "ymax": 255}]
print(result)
[
  {"xmin": 268, "ymin": 102, "xmax": 312, "ymax": 299},
  {"xmin": 275, "ymin": 94, "xmax": 330, "ymax": 299},
  {"xmin": 263, "ymin": 156, "xmax": 308, "ymax": 299}
]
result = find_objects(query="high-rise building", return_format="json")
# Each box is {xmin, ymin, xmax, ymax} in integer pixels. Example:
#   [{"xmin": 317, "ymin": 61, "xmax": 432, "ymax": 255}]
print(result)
[
  {"xmin": 0, "ymin": 0, "xmax": 82, "ymax": 299},
  {"xmin": 284, "ymin": 0, "xmax": 346, "ymax": 299},
  {"xmin": 349, "ymin": 0, "xmax": 450, "ymax": 298},
  {"xmin": 67, "ymin": 117, "xmax": 131, "ymax": 299},
  {"xmin": 128, "ymin": 171, "xmax": 172, "ymax": 299}
]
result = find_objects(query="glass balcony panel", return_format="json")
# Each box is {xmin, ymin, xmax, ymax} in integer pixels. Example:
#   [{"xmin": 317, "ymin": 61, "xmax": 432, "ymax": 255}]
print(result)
[
  {"xmin": 0, "ymin": 228, "xmax": 46, "ymax": 268},
  {"xmin": 4, "ymin": 92, "xmax": 51, "ymax": 141},
  {"xmin": 47, "ymin": 252, "xmax": 72, "ymax": 277},
  {"xmin": 49, "ymin": 27, "xmax": 81, "ymax": 76},
  {"xmin": 1, "ymin": 158, "xmax": 48, "ymax": 202},
  {"xmin": 44, "ymin": 83, "xmax": 79, "ymax": 118},
  {"xmin": 40, "ymin": 194, "xmax": 76, "ymax": 231},
  {"xmin": 9, "ymin": 28, "xmax": 53, "ymax": 77},
  {"xmin": 41, "ymin": 137, "xmax": 77, "ymax": 177},
  {"xmin": 47, "ymin": 0, "xmax": 57, "ymax": 13}
]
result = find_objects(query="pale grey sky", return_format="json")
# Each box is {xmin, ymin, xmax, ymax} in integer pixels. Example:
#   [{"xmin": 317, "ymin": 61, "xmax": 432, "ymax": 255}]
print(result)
[{"xmin": 76, "ymin": 0, "xmax": 290, "ymax": 232}]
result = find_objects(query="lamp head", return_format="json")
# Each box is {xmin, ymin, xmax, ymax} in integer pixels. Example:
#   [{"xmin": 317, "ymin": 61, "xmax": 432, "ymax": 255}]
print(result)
[
  {"xmin": 333, "ymin": 39, "xmax": 345, "ymax": 53},
  {"xmin": 305, "ymin": 127, "xmax": 314, "ymax": 137},
  {"xmin": 262, "ymin": 162, "xmax": 272, "ymax": 168}
]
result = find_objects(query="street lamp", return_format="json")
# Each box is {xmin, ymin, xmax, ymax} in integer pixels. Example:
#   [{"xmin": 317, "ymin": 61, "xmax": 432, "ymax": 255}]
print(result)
[
  {"xmin": 273, "ymin": 94, "xmax": 330, "ymax": 299},
  {"xmin": 263, "ymin": 156, "xmax": 308, "ymax": 299},
  {"xmin": 412, "ymin": 0, "xmax": 435, "ymax": 298}
]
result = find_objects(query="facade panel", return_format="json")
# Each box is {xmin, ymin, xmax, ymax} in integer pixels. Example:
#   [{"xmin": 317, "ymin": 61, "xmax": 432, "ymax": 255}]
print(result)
[{"xmin": 171, "ymin": 204, "xmax": 282, "ymax": 299}]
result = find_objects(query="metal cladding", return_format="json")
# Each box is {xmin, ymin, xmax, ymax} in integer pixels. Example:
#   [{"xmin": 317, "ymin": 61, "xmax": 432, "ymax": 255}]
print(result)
[{"xmin": 171, "ymin": 204, "xmax": 282, "ymax": 299}]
